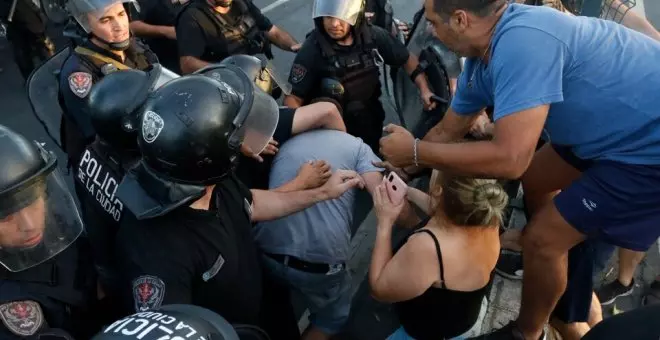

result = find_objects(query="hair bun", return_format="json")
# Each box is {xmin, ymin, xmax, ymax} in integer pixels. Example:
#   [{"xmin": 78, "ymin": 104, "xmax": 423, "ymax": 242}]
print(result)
[{"xmin": 474, "ymin": 182, "xmax": 508, "ymax": 212}]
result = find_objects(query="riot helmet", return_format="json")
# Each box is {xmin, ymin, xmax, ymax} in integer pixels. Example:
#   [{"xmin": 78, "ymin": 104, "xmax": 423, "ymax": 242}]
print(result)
[
  {"xmin": 0, "ymin": 125, "xmax": 83, "ymax": 272},
  {"xmin": 198, "ymin": 55, "xmax": 292, "ymax": 98},
  {"xmin": 87, "ymin": 64, "xmax": 179, "ymax": 153},
  {"xmin": 91, "ymin": 304, "xmax": 241, "ymax": 340},
  {"xmin": 313, "ymin": 0, "xmax": 366, "ymax": 28},
  {"xmin": 66, "ymin": 0, "xmax": 135, "ymax": 50},
  {"xmin": 212, "ymin": 0, "xmax": 233, "ymax": 8},
  {"xmin": 115, "ymin": 67, "xmax": 278, "ymax": 219}
]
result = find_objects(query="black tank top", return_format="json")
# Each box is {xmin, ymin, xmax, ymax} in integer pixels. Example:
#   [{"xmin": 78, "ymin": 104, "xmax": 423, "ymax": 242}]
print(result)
[{"xmin": 394, "ymin": 228, "xmax": 493, "ymax": 339}]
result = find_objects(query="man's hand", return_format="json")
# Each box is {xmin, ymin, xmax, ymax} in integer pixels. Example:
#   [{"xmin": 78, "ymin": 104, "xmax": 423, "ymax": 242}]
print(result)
[
  {"xmin": 296, "ymin": 160, "xmax": 332, "ymax": 190},
  {"xmin": 421, "ymin": 90, "xmax": 437, "ymax": 111},
  {"xmin": 240, "ymin": 139, "xmax": 279, "ymax": 163},
  {"xmin": 379, "ymin": 124, "xmax": 416, "ymax": 168},
  {"xmin": 469, "ymin": 112, "xmax": 494, "ymax": 139},
  {"xmin": 320, "ymin": 169, "xmax": 365, "ymax": 199},
  {"xmin": 291, "ymin": 43, "xmax": 302, "ymax": 52}
]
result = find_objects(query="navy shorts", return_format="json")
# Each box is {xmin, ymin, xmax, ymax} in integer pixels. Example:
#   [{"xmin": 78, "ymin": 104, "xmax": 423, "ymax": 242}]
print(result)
[{"xmin": 549, "ymin": 145, "xmax": 660, "ymax": 322}]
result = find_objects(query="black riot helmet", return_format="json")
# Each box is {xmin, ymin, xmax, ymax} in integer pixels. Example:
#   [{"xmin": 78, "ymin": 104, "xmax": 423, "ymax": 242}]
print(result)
[
  {"xmin": 115, "ymin": 66, "xmax": 279, "ymax": 219},
  {"xmin": 0, "ymin": 125, "xmax": 83, "ymax": 272},
  {"xmin": 313, "ymin": 0, "xmax": 367, "ymax": 34},
  {"xmin": 87, "ymin": 64, "xmax": 180, "ymax": 153},
  {"xmin": 91, "ymin": 304, "xmax": 242, "ymax": 340}
]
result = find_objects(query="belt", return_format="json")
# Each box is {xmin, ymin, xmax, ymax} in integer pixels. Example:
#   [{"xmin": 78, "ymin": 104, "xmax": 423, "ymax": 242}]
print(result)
[{"xmin": 264, "ymin": 253, "xmax": 344, "ymax": 275}]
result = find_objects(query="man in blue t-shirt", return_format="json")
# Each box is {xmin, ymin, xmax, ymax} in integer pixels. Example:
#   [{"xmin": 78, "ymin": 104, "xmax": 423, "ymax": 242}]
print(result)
[{"xmin": 378, "ymin": 0, "xmax": 660, "ymax": 339}]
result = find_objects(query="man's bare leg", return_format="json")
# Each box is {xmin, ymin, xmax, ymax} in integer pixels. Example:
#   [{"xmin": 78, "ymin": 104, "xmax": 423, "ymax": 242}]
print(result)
[
  {"xmin": 518, "ymin": 203, "xmax": 587, "ymax": 339},
  {"xmin": 588, "ymin": 292, "xmax": 604, "ymax": 326},
  {"xmin": 617, "ymin": 248, "xmax": 646, "ymax": 286},
  {"xmin": 514, "ymin": 145, "xmax": 584, "ymax": 339}
]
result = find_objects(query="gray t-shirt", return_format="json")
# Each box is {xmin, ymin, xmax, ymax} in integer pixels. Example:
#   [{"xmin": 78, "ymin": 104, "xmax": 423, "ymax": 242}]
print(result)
[{"xmin": 253, "ymin": 130, "xmax": 382, "ymax": 264}]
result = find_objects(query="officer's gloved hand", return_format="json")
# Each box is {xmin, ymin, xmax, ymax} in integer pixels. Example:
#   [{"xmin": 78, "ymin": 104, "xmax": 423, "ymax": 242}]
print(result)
[{"xmin": 33, "ymin": 328, "xmax": 76, "ymax": 340}]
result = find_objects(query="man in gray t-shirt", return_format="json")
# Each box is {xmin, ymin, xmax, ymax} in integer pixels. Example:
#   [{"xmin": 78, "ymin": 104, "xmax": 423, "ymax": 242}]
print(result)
[{"xmin": 254, "ymin": 129, "xmax": 384, "ymax": 339}]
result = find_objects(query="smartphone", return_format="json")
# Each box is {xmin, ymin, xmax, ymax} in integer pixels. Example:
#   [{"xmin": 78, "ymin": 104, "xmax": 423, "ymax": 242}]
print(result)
[{"xmin": 384, "ymin": 171, "xmax": 407, "ymax": 205}]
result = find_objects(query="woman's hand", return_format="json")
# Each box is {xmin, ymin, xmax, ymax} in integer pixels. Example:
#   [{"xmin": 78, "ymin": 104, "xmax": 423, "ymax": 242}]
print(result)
[{"xmin": 373, "ymin": 181, "xmax": 405, "ymax": 227}]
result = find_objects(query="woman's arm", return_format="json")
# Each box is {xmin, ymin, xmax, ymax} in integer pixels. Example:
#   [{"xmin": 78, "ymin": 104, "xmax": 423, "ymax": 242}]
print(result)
[{"xmin": 369, "ymin": 228, "xmax": 440, "ymax": 303}]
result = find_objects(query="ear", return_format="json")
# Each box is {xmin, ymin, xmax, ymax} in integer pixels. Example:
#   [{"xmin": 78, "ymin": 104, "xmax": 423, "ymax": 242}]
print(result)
[{"xmin": 451, "ymin": 9, "xmax": 470, "ymax": 32}]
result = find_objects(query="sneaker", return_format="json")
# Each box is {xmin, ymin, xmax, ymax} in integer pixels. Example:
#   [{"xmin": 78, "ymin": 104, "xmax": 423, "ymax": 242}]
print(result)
[
  {"xmin": 596, "ymin": 279, "xmax": 635, "ymax": 306},
  {"xmin": 468, "ymin": 321, "xmax": 546, "ymax": 339},
  {"xmin": 495, "ymin": 249, "xmax": 523, "ymax": 280}
]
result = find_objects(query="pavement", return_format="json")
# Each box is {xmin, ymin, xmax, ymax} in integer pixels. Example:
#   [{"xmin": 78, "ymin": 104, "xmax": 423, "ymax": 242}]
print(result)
[{"xmin": 0, "ymin": 0, "xmax": 659, "ymax": 338}]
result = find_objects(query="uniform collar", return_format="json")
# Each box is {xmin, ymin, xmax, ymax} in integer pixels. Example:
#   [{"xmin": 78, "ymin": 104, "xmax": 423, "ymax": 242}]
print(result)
[{"xmin": 83, "ymin": 40, "xmax": 135, "ymax": 63}]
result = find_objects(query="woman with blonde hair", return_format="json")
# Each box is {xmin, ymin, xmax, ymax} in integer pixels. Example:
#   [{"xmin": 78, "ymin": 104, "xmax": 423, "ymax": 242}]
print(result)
[{"xmin": 369, "ymin": 170, "xmax": 508, "ymax": 339}]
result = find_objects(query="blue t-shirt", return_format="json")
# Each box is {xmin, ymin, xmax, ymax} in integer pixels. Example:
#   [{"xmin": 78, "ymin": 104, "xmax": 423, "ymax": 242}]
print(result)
[
  {"xmin": 451, "ymin": 4, "xmax": 660, "ymax": 165},
  {"xmin": 253, "ymin": 130, "xmax": 382, "ymax": 264}
]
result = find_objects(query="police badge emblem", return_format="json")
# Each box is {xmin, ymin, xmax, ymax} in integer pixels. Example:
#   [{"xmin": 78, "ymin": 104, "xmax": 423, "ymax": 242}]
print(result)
[
  {"xmin": 142, "ymin": 111, "xmax": 165, "ymax": 144},
  {"xmin": 290, "ymin": 64, "xmax": 307, "ymax": 84},
  {"xmin": 132, "ymin": 275, "xmax": 166, "ymax": 312},
  {"xmin": 0, "ymin": 301, "xmax": 45, "ymax": 336},
  {"xmin": 68, "ymin": 72, "xmax": 92, "ymax": 98}
]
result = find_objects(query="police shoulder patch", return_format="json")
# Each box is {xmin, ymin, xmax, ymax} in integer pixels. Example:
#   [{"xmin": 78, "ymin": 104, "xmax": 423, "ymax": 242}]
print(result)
[
  {"xmin": 132, "ymin": 275, "xmax": 166, "ymax": 312},
  {"xmin": 0, "ymin": 300, "xmax": 45, "ymax": 336},
  {"xmin": 68, "ymin": 72, "xmax": 93, "ymax": 98},
  {"xmin": 290, "ymin": 64, "xmax": 307, "ymax": 84}
]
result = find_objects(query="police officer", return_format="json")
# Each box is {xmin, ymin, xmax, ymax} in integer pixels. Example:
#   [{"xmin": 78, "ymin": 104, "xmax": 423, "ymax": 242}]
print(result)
[
  {"xmin": 199, "ymin": 54, "xmax": 347, "ymax": 189},
  {"xmin": 91, "ymin": 304, "xmax": 271, "ymax": 339},
  {"xmin": 73, "ymin": 66, "xmax": 171, "ymax": 322},
  {"xmin": 1, "ymin": 0, "xmax": 60, "ymax": 80},
  {"xmin": 284, "ymin": 0, "xmax": 436, "ymax": 154},
  {"xmin": 129, "ymin": 0, "xmax": 185, "ymax": 73},
  {"xmin": 175, "ymin": 0, "xmax": 300, "ymax": 74},
  {"xmin": 0, "ymin": 124, "xmax": 97, "ymax": 339},
  {"xmin": 112, "ymin": 68, "xmax": 363, "ymax": 335},
  {"xmin": 59, "ymin": 0, "xmax": 158, "ymax": 168}
]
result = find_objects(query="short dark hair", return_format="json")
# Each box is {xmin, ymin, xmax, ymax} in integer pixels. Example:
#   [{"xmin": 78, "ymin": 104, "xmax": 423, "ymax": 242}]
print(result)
[{"xmin": 432, "ymin": 0, "xmax": 507, "ymax": 18}]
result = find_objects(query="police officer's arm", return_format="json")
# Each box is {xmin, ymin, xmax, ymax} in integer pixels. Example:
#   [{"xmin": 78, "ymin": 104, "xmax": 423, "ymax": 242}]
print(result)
[
  {"xmin": 371, "ymin": 26, "xmax": 435, "ymax": 109},
  {"xmin": 284, "ymin": 43, "xmax": 319, "ymax": 108},
  {"xmin": 59, "ymin": 68, "xmax": 98, "ymax": 144},
  {"xmin": 249, "ymin": 169, "xmax": 364, "ymax": 222},
  {"xmin": 131, "ymin": 21, "xmax": 177, "ymax": 40},
  {"xmin": 129, "ymin": 0, "xmax": 177, "ymax": 40},
  {"xmin": 244, "ymin": 0, "xmax": 300, "ymax": 52},
  {"xmin": 177, "ymin": 10, "xmax": 211, "ymax": 74}
]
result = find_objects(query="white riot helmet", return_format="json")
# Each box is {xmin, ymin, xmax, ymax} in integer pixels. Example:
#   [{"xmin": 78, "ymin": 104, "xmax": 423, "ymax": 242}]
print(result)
[
  {"xmin": 312, "ymin": 0, "xmax": 366, "ymax": 26},
  {"xmin": 66, "ymin": 0, "xmax": 135, "ymax": 50}
]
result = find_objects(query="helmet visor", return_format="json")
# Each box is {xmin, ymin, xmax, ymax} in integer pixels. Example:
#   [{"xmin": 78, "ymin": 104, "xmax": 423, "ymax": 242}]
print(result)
[
  {"xmin": 233, "ymin": 86, "xmax": 279, "ymax": 155},
  {"xmin": 67, "ymin": 0, "xmax": 135, "ymax": 32},
  {"xmin": 312, "ymin": 0, "xmax": 363, "ymax": 26},
  {"xmin": 0, "ymin": 167, "xmax": 83, "ymax": 272}
]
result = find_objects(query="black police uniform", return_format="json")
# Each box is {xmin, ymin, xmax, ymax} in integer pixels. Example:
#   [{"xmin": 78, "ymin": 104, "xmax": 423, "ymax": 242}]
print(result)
[
  {"xmin": 289, "ymin": 24, "xmax": 409, "ymax": 153},
  {"xmin": 0, "ymin": 125, "xmax": 97, "ymax": 339},
  {"xmin": 116, "ymin": 173, "xmax": 263, "ymax": 325},
  {"xmin": 0, "ymin": 242, "xmax": 98, "ymax": 339},
  {"xmin": 175, "ymin": 0, "xmax": 273, "ymax": 63},
  {"xmin": 58, "ymin": 39, "xmax": 157, "ymax": 166},
  {"xmin": 74, "ymin": 140, "xmax": 136, "ymax": 290},
  {"xmin": 1, "ymin": 0, "xmax": 60, "ymax": 80},
  {"xmin": 131, "ymin": 0, "xmax": 187, "ymax": 73}
]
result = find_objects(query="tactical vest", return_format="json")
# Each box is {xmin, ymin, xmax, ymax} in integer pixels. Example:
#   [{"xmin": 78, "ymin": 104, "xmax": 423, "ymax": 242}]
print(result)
[
  {"xmin": 186, "ymin": 0, "xmax": 268, "ymax": 61},
  {"xmin": 312, "ymin": 24, "xmax": 383, "ymax": 115},
  {"xmin": 59, "ymin": 41, "xmax": 155, "ymax": 166},
  {"xmin": 0, "ymin": 239, "xmax": 96, "ymax": 337}
]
